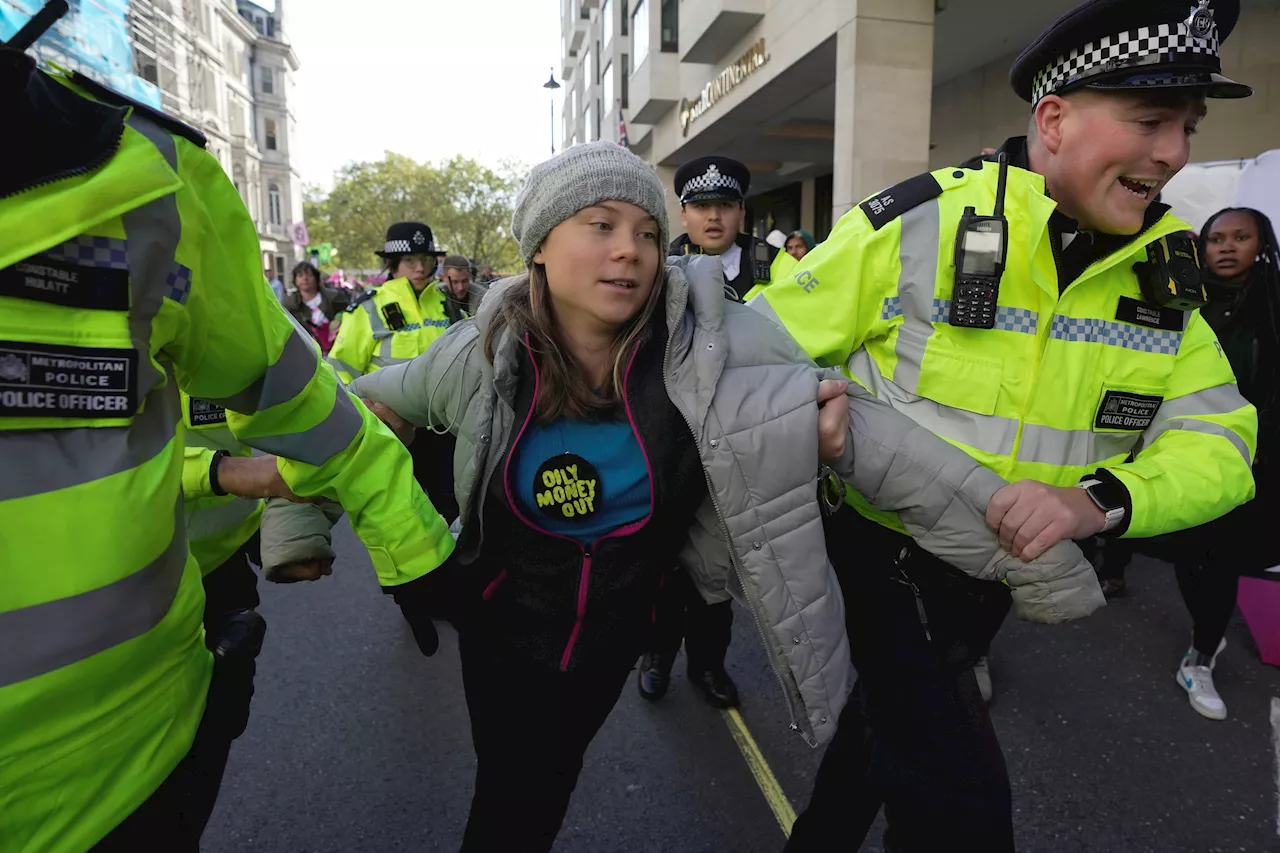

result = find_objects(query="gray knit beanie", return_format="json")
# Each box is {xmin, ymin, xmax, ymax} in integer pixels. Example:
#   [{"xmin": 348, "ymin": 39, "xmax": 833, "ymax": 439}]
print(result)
[{"xmin": 511, "ymin": 141, "xmax": 669, "ymax": 267}]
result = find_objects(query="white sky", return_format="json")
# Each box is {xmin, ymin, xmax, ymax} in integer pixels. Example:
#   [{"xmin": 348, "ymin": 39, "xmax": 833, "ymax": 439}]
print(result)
[{"xmin": 284, "ymin": 0, "xmax": 563, "ymax": 189}]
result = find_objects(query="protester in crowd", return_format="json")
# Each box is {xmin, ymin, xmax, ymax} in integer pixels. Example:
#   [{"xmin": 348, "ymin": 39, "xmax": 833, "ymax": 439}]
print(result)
[
  {"xmin": 785, "ymin": 229, "xmax": 816, "ymax": 261},
  {"xmin": 440, "ymin": 253, "xmax": 489, "ymax": 324},
  {"xmin": 265, "ymin": 266, "xmax": 286, "ymax": 303},
  {"xmin": 1170, "ymin": 207, "xmax": 1280, "ymax": 720},
  {"xmin": 339, "ymin": 141, "xmax": 1101, "ymax": 853},
  {"xmin": 283, "ymin": 261, "xmax": 350, "ymax": 354}
]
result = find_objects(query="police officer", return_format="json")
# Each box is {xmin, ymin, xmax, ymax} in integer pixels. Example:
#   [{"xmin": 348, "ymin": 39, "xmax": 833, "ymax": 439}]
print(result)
[
  {"xmin": 758, "ymin": 1, "xmax": 1258, "ymax": 850},
  {"xmin": 669, "ymin": 156, "xmax": 778, "ymax": 302},
  {"xmin": 635, "ymin": 156, "xmax": 780, "ymax": 709},
  {"xmin": 327, "ymin": 220, "xmax": 459, "ymax": 521},
  {"xmin": 0, "ymin": 22, "xmax": 453, "ymax": 852}
]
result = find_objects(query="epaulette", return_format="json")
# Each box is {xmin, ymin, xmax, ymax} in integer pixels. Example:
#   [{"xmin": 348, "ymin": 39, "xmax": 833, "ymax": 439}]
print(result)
[
  {"xmin": 858, "ymin": 173, "xmax": 944, "ymax": 232},
  {"xmin": 346, "ymin": 289, "xmax": 376, "ymax": 313},
  {"xmin": 70, "ymin": 72, "xmax": 208, "ymax": 149}
]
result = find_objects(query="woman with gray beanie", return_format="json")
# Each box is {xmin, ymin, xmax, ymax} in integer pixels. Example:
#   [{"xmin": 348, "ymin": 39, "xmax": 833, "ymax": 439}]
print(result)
[{"xmin": 345, "ymin": 141, "xmax": 1102, "ymax": 851}]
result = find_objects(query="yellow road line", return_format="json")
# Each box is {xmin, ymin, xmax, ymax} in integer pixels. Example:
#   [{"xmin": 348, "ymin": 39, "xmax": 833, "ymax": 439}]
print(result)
[{"xmin": 721, "ymin": 707, "xmax": 797, "ymax": 837}]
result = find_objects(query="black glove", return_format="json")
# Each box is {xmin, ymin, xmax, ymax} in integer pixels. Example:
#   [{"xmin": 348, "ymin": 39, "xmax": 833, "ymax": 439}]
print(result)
[{"xmin": 384, "ymin": 575, "xmax": 439, "ymax": 657}]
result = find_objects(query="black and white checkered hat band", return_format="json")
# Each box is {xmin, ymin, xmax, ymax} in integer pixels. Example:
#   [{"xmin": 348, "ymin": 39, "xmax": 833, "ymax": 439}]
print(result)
[
  {"xmin": 384, "ymin": 239, "xmax": 412, "ymax": 253},
  {"xmin": 681, "ymin": 172, "xmax": 743, "ymax": 200},
  {"xmin": 1032, "ymin": 21, "xmax": 1219, "ymax": 104}
]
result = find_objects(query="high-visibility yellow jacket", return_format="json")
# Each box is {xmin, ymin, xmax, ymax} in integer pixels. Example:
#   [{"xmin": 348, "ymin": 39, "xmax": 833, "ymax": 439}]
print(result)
[
  {"xmin": 757, "ymin": 158, "xmax": 1257, "ymax": 539},
  {"xmin": 0, "ymin": 67, "xmax": 453, "ymax": 853},
  {"xmin": 180, "ymin": 392, "xmax": 262, "ymax": 575},
  {"xmin": 326, "ymin": 277, "xmax": 452, "ymax": 384}
]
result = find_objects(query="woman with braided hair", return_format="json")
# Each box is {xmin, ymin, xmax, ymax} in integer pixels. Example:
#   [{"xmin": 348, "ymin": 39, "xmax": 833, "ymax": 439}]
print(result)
[{"xmin": 1174, "ymin": 207, "xmax": 1280, "ymax": 721}]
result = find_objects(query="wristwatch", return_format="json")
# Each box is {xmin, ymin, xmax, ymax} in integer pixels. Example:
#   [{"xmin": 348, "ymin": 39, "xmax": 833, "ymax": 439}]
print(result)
[
  {"xmin": 209, "ymin": 449, "xmax": 231, "ymax": 497},
  {"xmin": 1077, "ymin": 478, "xmax": 1126, "ymax": 533}
]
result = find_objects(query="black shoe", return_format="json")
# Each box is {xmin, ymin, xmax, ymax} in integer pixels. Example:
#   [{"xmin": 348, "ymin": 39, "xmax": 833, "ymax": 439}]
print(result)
[
  {"xmin": 638, "ymin": 652, "xmax": 672, "ymax": 701},
  {"xmin": 690, "ymin": 667, "xmax": 740, "ymax": 709}
]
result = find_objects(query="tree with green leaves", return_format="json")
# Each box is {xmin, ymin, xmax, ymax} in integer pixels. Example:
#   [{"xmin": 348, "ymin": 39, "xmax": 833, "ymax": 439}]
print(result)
[{"xmin": 304, "ymin": 153, "xmax": 527, "ymax": 274}]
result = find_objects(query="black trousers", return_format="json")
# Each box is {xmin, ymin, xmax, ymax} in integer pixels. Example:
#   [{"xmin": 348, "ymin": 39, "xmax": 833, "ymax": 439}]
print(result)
[
  {"xmin": 459, "ymin": 629, "xmax": 634, "ymax": 853},
  {"xmin": 92, "ymin": 545, "xmax": 262, "ymax": 852},
  {"xmin": 785, "ymin": 508, "xmax": 1015, "ymax": 853},
  {"xmin": 648, "ymin": 567, "xmax": 733, "ymax": 674}
]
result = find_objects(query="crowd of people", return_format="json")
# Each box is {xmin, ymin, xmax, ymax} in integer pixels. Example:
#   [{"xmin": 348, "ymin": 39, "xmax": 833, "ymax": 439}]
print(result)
[{"xmin": 1, "ymin": 0, "xmax": 1275, "ymax": 852}]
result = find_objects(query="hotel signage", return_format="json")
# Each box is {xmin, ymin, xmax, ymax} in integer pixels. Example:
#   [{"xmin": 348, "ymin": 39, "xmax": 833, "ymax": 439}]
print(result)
[{"xmin": 679, "ymin": 38, "xmax": 770, "ymax": 136}]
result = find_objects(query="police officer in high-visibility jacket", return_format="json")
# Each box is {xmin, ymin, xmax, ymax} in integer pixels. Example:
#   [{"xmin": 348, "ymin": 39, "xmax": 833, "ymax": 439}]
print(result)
[
  {"xmin": 0, "ymin": 47, "xmax": 453, "ymax": 853},
  {"xmin": 328, "ymin": 221, "xmax": 461, "ymax": 521},
  {"xmin": 762, "ymin": 1, "xmax": 1258, "ymax": 850},
  {"xmin": 326, "ymin": 221, "xmax": 452, "ymax": 385}
]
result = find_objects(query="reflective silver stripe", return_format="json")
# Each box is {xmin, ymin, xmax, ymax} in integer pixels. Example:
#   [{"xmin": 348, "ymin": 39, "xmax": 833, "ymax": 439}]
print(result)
[
  {"xmin": 363, "ymin": 297, "xmax": 395, "ymax": 365},
  {"xmin": 186, "ymin": 496, "xmax": 261, "ymax": 544},
  {"xmin": 123, "ymin": 114, "xmax": 181, "ymax": 402},
  {"xmin": 0, "ymin": 499, "xmax": 189, "ymax": 688},
  {"xmin": 206, "ymin": 324, "xmax": 319, "ymax": 414},
  {"xmin": 891, "ymin": 199, "xmax": 940, "ymax": 393},
  {"xmin": 246, "ymin": 382, "xmax": 364, "ymax": 466},
  {"xmin": 0, "ymin": 383, "xmax": 179, "ymax": 502},
  {"xmin": 1139, "ymin": 383, "xmax": 1253, "ymax": 466},
  {"xmin": 369, "ymin": 354, "xmax": 411, "ymax": 370},
  {"xmin": 1150, "ymin": 417, "xmax": 1253, "ymax": 467},
  {"xmin": 1017, "ymin": 423, "xmax": 1138, "ymax": 468},
  {"xmin": 848, "ymin": 347, "xmax": 1018, "ymax": 457},
  {"xmin": 326, "ymin": 355, "xmax": 364, "ymax": 382},
  {"xmin": 1149, "ymin": 382, "xmax": 1248, "ymax": 422}
]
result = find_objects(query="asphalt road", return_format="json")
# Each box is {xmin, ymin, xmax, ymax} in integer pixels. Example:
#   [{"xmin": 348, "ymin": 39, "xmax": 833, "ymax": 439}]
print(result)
[{"xmin": 205, "ymin": 525, "xmax": 1280, "ymax": 853}]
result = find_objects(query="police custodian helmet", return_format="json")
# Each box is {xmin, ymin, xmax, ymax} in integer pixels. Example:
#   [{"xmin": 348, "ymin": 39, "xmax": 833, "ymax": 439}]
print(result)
[
  {"xmin": 674, "ymin": 156, "xmax": 751, "ymax": 205},
  {"xmin": 375, "ymin": 221, "xmax": 446, "ymax": 259},
  {"xmin": 1010, "ymin": 0, "xmax": 1252, "ymax": 105}
]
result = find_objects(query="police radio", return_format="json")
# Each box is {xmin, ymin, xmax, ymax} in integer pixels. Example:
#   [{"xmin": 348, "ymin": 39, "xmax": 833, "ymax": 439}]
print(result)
[
  {"xmin": 381, "ymin": 302, "xmax": 408, "ymax": 331},
  {"xmin": 753, "ymin": 240, "xmax": 773, "ymax": 284},
  {"xmin": 1133, "ymin": 234, "xmax": 1207, "ymax": 311},
  {"xmin": 950, "ymin": 153, "xmax": 1010, "ymax": 329}
]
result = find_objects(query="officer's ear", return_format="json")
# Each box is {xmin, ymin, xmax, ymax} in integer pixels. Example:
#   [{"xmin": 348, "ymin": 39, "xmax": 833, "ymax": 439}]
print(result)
[
  {"xmin": 680, "ymin": 204, "xmax": 689, "ymax": 228},
  {"xmin": 1034, "ymin": 94, "xmax": 1068, "ymax": 156}
]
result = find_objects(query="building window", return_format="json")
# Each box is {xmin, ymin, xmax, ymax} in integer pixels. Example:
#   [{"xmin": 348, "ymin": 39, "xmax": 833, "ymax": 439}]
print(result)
[
  {"xmin": 262, "ymin": 67, "xmax": 274, "ymax": 94},
  {"xmin": 602, "ymin": 60, "xmax": 614, "ymax": 111},
  {"xmin": 595, "ymin": 99, "xmax": 602, "ymax": 141},
  {"xmin": 621, "ymin": 54, "xmax": 629, "ymax": 109},
  {"xmin": 631, "ymin": 0, "xmax": 648, "ymax": 69},
  {"xmin": 584, "ymin": 44, "xmax": 593, "ymax": 90},
  {"xmin": 602, "ymin": 0, "xmax": 613, "ymax": 47},
  {"xmin": 265, "ymin": 117, "xmax": 278, "ymax": 150},
  {"xmin": 138, "ymin": 56, "xmax": 159, "ymax": 84},
  {"xmin": 621, "ymin": 0, "xmax": 628, "ymax": 35},
  {"xmin": 660, "ymin": 0, "xmax": 677, "ymax": 52},
  {"xmin": 585, "ymin": 100, "xmax": 596, "ymax": 142},
  {"xmin": 268, "ymin": 183, "xmax": 282, "ymax": 225}
]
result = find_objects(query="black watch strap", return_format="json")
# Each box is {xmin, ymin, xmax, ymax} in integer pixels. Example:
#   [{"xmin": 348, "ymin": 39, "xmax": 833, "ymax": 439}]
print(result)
[
  {"xmin": 209, "ymin": 449, "xmax": 231, "ymax": 497},
  {"xmin": 1079, "ymin": 469, "xmax": 1132, "ymax": 537}
]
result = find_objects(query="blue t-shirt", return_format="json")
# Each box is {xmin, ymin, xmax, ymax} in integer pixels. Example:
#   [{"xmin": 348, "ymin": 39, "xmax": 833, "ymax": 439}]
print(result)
[{"xmin": 512, "ymin": 416, "xmax": 651, "ymax": 545}]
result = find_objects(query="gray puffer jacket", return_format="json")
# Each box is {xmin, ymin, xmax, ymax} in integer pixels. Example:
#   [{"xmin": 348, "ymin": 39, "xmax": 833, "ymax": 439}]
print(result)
[{"xmin": 264, "ymin": 255, "xmax": 1103, "ymax": 746}]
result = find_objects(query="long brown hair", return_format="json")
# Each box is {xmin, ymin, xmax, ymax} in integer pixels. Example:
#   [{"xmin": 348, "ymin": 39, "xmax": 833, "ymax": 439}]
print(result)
[{"xmin": 483, "ymin": 262, "xmax": 666, "ymax": 422}]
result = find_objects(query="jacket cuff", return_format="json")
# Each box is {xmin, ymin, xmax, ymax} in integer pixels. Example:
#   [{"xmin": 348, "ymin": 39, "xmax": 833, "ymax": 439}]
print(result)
[
  {"xmin": 366, "ymin": 496, "xmax": 456, "ymax": 587},
  {"xmin": 182, "ymin": 446, "xmax": 217, "ymax": 501},
  {"xmin": 1082, "ymin": 469, "xmax": 1133, "ymax": 538}
]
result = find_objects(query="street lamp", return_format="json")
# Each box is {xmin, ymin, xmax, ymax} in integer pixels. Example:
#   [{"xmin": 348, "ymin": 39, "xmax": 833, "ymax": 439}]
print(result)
[{"xmin": 543, "ymin": 68, "xmax": 561, "ymax": 156}]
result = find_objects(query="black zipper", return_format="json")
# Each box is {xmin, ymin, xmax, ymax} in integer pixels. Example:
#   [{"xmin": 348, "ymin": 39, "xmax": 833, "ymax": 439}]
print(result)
[{"xmin": 0, "ymin": 123, "xmax": 125, "ymax": 202}]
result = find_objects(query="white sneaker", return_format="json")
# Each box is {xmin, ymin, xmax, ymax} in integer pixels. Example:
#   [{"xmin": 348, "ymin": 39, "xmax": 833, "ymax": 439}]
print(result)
[
  {"xmin": 973, "ymin": 656, "xmax": 993, "ymax": 704},
  {"xmin": 1177, "ymin": 639, "xmax": 1228, "ymax": 721}
]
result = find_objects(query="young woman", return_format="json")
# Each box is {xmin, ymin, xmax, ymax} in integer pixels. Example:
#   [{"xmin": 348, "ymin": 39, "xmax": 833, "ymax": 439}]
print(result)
[
  {"xmin": 339, "ymin": 142, "xmax": 1101, "ymax": 852},
  {"xmin": 1173, "ymin": 207, "xmax": 1280, "ymax": 720},
  {"xmin": 282, "ymin": 261, "xmax": 349, "ymax": 353}
]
